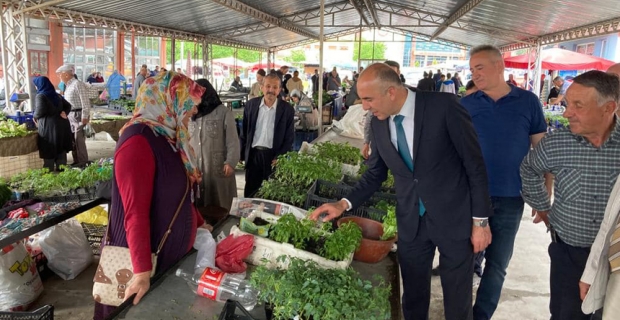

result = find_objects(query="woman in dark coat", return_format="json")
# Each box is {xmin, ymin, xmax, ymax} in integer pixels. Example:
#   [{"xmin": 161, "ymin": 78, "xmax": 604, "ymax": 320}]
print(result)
[{"xmin": 33, "ymin": 76, "xmax": 73, "ymax": 172}]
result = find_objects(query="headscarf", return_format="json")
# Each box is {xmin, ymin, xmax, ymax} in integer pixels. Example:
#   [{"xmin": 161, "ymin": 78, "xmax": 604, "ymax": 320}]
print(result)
[
  {"xmin": 120, "ymin": 71, "xmax": 206, "ymax": 182},
  {"xmin": 32, "ymin": 76, "xmax": 60, "ymax": 107},
  {"xmin": 193, "ymin": 79, "xmax": 222, "ymax": 120}
]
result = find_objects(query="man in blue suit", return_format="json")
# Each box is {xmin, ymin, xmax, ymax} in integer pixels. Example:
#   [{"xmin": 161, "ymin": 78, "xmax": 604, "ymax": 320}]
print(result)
[
  {"xmin": 310, "ymin": 63, "xmax": 493, "ymax": 320},
  {"xmin": 240, "ymin": 73, "xmax": 295, "ymax": 197}
]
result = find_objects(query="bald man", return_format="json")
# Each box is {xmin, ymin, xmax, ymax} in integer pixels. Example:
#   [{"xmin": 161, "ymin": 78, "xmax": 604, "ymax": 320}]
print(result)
[
  {"xmin": 309, "ymin": 63, "xmax": 492, "ymax": 320},
  {"xmin": 607, "ymin": 63, "xmax": 620, "ymax": 117}
]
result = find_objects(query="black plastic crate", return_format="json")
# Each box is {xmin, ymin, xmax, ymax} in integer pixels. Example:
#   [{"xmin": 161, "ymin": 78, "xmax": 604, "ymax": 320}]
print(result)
[
  {"xmin": 305, "ymin": 180, "xmax": 396, "ymax": 222},
  {"xmin": 31, "ymin": 251, "xmax": 52, "ymax": 280},
  {"xmin": 0, "ymin": 305, "xmax": 54, "ymax": 320},
  {"xmin": 340, "ymin": 175, "xmax": 396, "ymax": 194},
  {"xmin": 81, "ymin": 223, "xmax": 106, "ymax": 255}
]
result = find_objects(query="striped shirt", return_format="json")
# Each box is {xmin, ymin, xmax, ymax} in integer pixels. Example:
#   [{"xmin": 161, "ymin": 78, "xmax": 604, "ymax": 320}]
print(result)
[
  {"xmin": 520, "ymin": 119, "xmax": 620, "ymax": 248},
  {"xmin": 64, "ymin": 78, "xmax": 91, "ymax": 119}
]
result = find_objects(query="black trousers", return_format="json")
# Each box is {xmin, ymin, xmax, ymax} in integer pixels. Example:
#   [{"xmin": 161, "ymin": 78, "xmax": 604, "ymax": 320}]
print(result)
[
  {"xmin": 244, "ymin": 148, "xmax": 275, "ymax": 198},
  {"xmin": 400, "ymin": 214, "xmax": 473, "ymax": 320},
  {"xmin": 549, "ymin": 233, "xmax": 601, "ymax": 320}
]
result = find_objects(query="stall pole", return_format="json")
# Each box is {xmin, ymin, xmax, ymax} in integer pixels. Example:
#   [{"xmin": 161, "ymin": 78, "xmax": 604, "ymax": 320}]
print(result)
[{"xmin": 318, "ymin": 0, "xmax": 325, "ymax": 134}]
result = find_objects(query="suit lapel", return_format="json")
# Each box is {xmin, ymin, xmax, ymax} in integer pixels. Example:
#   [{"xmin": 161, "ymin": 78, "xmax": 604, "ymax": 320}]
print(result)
[
  {"xmin": 275, "ymin": 100, "xmax": 285, "ymax": 132},
  {"xmin": 413, "ymin": 91, "xmax": 424, "ymax": 164}
]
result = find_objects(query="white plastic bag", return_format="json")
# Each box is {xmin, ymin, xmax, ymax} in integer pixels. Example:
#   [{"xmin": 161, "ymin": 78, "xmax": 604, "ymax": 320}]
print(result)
[
  {"xmin": 331, "ymin": 104, "xmax": 366, "ymax": 139},
  {"xmin": 39, "ymin": 218, "xmax": 93, "ymax": 280},
  {"xmin": 0, "ymin": 241, "xmax": 44, "ymax": 311},
  {"xmin": 193, "ymin": 228, "xmax": 216, "ymax": 274}
]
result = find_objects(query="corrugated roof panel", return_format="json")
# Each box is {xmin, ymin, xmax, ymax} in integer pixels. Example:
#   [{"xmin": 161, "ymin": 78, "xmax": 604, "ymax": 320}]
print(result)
[
  {"xmin": 439, "ymin": 27, "xmax": 513, "ymax": 48},
  {"xmin": 57, "ymin": 0, "xmax": 263, "ymax": 33},
  {"xmin": 242, "ymin": 0, "xmax": 345, "ymax": 17},
  {"xmin": 382, "ymin": 0, "xmax": 467, "ymax": 17},
  {"xmin": 460, "ymin": 0, "xmax": 620, "ymax": 38},
  {"xmin": 301, "ymin": 6, "xmax": 364, "ymax": 28},
  {"xmin": 234, "ymin": 28, "xmax": 308, "ymax": 47}
]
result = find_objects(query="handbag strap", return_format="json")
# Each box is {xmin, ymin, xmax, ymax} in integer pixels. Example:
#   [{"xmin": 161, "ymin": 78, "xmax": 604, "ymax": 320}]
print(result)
[
  {"xmin": 104, "ymin": 177, "xmax": 190, "ymax": 256},
  {"xmin": 155, "ymin": 177, "xmax": 189, "ymax": 255}
]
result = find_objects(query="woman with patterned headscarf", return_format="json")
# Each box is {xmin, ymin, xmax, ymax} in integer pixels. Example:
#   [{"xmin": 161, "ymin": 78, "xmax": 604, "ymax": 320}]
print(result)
[
  {"xmin": 191, "ymin": 79, "xmax": 240, "ymax": 214},
  {"xmin": 94, "ymin": 71, "xmax": 210, "ymax": 319}
]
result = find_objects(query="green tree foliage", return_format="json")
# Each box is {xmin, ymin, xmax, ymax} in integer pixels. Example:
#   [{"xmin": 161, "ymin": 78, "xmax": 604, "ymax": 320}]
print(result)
[
  {"xmin": 283, "ymin": 49, "xmax": 306, "ymax": 66},
  {"xmin": 166, "ymin": 41, "xmax": 262, "ymax": 64},
  {"xmin": 353, "ymin": 41, "xmax": 387, "ymax": 61}
]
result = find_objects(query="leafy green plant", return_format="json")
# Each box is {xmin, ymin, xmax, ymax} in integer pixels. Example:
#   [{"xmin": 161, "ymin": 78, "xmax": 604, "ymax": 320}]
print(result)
[
  {"xmin": 268, "ymin": 213, "xmax": 318, "ymax": 249},
  {"xmin": 374, "ymin": 200, "xmax": 397, "ymax": 240},
  {"xmin": 0, "ymin": 119, "xmax": 31, "ymax": 138},
  {"xmin": 320, "ymin": 221, "xmax": 362, "ymax": 261},
  {"xmin": 312, "ymin": 90, "xmax": 333, "ymax": 107},
  {"xmin": 250, "ymin": 257, "xmax": 391, "ymax": 320},
  {"xmin": 313, "ymin": 141, "xmax": 361, "ymax": 166},
  {"xmin": 544, "ymin": 112, "xmax": 569, "ymax": 127}
]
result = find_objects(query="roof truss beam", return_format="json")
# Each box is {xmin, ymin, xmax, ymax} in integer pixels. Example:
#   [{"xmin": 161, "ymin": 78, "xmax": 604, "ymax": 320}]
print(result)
[
  {"xmin": 10, "ymin": 2, "xmax": 267, "ymax": 51},
  {"xmin": 210, "ymin": 0, "xmax": 318, "ymax": 40},
  {"xmin": 274, "ymin": 27, "xmax": 370, "ymax": 51},
  {"xmin": 374, "ymin": 1, "xmax": 532, "ymax": 44},
  {"xmin": 361, "ymin": 0, "xmax": 380, "ymax": 28},
  {"xmin": 348, "ymin": 0, "xmax": 371, "ymax": 27},
  {"xmin": 13, "ymin": 0, "xmax": 69, "ymax": 15},
  {"xmin": 384, "ymin": 27, "xmax": 470, "ymax": 51},
  {"xmin": 430, "ymin": 0, "xmax": 485, "ymax": 40},
  {"xmin": 214, "ymin": 2, "xmax": 355, "ymax": 38},
  {"xmin": 500, "ymin": 17, "xmax": 620, "ymax": 52}
]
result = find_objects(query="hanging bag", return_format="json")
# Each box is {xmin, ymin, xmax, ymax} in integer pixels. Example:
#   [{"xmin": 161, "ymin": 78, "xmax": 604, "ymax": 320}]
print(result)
[{"xmin": 92, "ymin": 179, "xmax": 189, "ymax": 306}]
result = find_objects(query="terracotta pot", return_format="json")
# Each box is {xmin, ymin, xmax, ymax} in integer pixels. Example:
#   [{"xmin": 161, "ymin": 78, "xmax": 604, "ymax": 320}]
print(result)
[
  {"xmin": 197, "ymin": 205, "xmax": 229, "ymax": 226},
  {"xmin": 337, "ymin": 216, "xmax": 396, "ymax": 263}
]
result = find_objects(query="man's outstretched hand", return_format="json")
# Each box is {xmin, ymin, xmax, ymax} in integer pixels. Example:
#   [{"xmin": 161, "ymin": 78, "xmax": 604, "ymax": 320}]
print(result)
[{"xmin": 308, "ymin": 200, "xmax": 349, "ymax": 222}]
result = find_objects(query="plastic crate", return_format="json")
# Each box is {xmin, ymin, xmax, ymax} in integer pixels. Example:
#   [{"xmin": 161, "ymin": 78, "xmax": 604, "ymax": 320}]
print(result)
[
  {"xmin": 81, "ymin": 223, "xmax": 106, "ymax": 255},
  {"xmin": 341, "ymin": 175, "xmax": 396, "ymax": 194},
  {"xmin": 31, "ymin": 251, "xmax": 52, "ymax": 280},
  {"xmin": 37, "ymin": 190, "xmax": 96, "ymax": 204},
  {"xmin": 305, "ymin": 180, "xmax": 396, "ymax": 222},
  {"xmin": 0, "ymin": 305, "xmax": 54, "ymax": 320},
  {"xmin": 6, "ymin": 114, "xmax": 35, "ymax": 130}
]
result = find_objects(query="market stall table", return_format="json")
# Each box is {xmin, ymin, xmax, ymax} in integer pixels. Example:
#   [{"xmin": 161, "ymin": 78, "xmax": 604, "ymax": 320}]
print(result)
[{"xmin": 110, "ymin": 215, "xmax": 402, "ymax": 320}]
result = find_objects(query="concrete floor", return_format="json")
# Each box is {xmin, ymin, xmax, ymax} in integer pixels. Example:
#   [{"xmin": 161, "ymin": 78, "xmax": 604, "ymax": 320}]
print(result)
[{"xmin": 40, "ymin": 137, "xmax": 551, "ymax": 319}]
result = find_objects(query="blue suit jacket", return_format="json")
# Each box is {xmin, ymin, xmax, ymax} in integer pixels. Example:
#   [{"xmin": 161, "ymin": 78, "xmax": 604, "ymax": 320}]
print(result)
[
  {"xmin": 239, "ymin": 97, "xmax": 295, "ymax": 162},
  {"xmin": 347, "ymin": 90, "xmax": 492, "ymax": 242}
]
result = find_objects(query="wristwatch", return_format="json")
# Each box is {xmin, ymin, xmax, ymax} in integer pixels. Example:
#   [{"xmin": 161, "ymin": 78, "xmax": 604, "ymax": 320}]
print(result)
[{"xmin": 473, "ymin": 219, "xmax": 488, "ymax": 227}]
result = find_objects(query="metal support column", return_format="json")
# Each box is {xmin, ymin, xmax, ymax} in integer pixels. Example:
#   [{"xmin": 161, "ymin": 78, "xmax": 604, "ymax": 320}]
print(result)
[
  {"xmin": 357, "ymin": 20, "xmax": 362, "ymax": 71},
  {"xmin": 318, "ymin": 0, "xmax": 325, "ymax": 134},
  {"xmin": 533, "ymin": 40, "xmax": 542, "ymax": 98},
  {"xmin": 202, "ymin": 40, "xmax": 209, "ymax": 82},
  {"xmin": 170, "ymin": 38, "xmax": 176, "ymax": 71},
  {"xmin": 0, "ymin": 5, "xmax": 31, "ymax": 112},
  {"xmin": 267, "ymin": 49, "xmax": 272, "ymax": 70}
]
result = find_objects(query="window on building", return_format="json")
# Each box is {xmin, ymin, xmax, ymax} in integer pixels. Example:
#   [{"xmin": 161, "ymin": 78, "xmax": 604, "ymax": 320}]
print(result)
[
  {"xmin": 601, "ymin": 40, "xmax": 607, "ymax": 57},
  {"xmin": 340, "ymin": 46, "xmax": 348, "ymax": 51},
  {"xmin": 63, "ymin": 26, "xmax": 116, "ymax": 81},
  {"xmin": 576, "ymin": 43, "xmax": 595, "ymax": 56},
  {"xmin": 414, "ymin": 55, "xmax": 425, "ymax": 68},
  {"xmin": 134, "ymin": 36, "xmax": 160, "ymax": 75},
  {"xmin": 328, "ymin": 45, "xmax": 337, "ymax": 50}
]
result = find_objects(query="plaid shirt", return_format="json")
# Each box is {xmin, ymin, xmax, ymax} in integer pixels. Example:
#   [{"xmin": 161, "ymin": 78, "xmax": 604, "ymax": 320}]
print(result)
[
  {"xmin": 520, "ymin": 118, "xmax": 620, "ymax": 247},
  {"xmin": 65, "ymin": 78, "xmax": 91, "ymax": 119}
]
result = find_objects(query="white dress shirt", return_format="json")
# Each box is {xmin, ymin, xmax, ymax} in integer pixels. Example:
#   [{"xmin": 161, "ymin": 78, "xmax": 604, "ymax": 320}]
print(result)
[
  {"xmin": 252, "ymin": 98, "xmax": 277, "ymax": 149},
  {"xmin": 389, "ymin": 89, "xmax": 416, "ymax": 160}
]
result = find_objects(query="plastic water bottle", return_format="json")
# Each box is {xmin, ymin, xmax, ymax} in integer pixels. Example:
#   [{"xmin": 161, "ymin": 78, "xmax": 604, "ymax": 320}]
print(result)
[{"xmin": 175, "ymin": 267, "xmax": 258, "ymax": 310}]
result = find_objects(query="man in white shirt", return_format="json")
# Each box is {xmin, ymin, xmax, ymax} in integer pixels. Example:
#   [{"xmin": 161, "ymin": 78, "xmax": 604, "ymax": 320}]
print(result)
[
  {"xmin": 239, "ymin": 73, "xmax": 295, "ymax": 197},
  {"xmin": 57, "ymin": 64, "xmax": 91, "ymax": 166}
]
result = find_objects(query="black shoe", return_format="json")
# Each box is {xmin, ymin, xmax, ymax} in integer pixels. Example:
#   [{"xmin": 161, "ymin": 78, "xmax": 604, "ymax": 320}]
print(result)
[{"xmin": 431, "ymin": 267, "xmax": 440, "ymax": 276}]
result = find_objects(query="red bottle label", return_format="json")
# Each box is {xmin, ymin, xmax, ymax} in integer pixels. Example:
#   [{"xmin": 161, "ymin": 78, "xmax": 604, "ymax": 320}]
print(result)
[{"xmin": 196, "ymin": 267, "xmax": 224, "ymax": 300}]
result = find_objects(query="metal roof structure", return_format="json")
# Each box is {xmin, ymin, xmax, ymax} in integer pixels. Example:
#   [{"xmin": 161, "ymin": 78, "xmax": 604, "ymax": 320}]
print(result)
[{"xmin": 7, "ymin": 0, "xmax": 620, "ymax": 52}]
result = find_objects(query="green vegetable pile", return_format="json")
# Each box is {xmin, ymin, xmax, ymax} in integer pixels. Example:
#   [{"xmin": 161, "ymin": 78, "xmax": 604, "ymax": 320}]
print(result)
[
  {"xmin": 9, "ymin": 161, "xmax": 113, "ymax": 197},
  {"xmin": 250, "ymin": 257, "xmax": 391, "ymax": 320},
  {"xmin": 544, "ymin": 112, "xmax": 569, "ymax": 128},
  {"xmin": 267, "ymin": 213, "xmax": 362, "ymax": 261},
  {"xmin": 0, "ymin": 119, "xmax": 30, "ymax": 138},
  {"xmin": 313, "ymin": 141, "xmax": 362, "ymax": 166},
  {"xmin": 256, "ymin": 152, "xmax": 342, "ymax": 207},
  {"xmin": 0, "ymin": 178, "xmax": 12, "ymax": 207}
]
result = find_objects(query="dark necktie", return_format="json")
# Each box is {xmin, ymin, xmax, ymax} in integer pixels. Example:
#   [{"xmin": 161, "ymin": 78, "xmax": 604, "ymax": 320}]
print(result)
[{"xmin": 394, "ymin": 115, "xmax": 425, "ymax": 216}]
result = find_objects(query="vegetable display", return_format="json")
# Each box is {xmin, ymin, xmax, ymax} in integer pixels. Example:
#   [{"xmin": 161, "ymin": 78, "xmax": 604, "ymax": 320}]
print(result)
[
  {"xmin": 250, "ymin": 257, "xmax": 391, "ymax": 320},
  {"xmin": 374, "ymin": 200, "xmax": 397, "ymax": 240},
  {"xmin": 0, "ymin": 119, "xmax": 30, "ymax": 138}
]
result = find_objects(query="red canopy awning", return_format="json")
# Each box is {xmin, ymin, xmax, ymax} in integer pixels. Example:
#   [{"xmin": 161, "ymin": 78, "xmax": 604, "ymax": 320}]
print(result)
[
  {"xmin": 504, "ymin": 48, "xmax": 616, "ymax": 71},
  {"xmin": 250, "ymin": 62, "xmax": 282, "ymax": 71}
]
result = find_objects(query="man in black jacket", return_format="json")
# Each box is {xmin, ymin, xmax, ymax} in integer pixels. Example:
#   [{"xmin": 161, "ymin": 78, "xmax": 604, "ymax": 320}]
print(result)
[
  {"xmin": 240, "ymin": 73, "xmax": 295, "ymax": 197},
  {"xmin": 310, "ymin": 63, "xmax": 492, "ymax": 320},
  {"xmin": 417, "ymin": 71, "xmax": 436, "ymax": 91}
]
